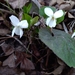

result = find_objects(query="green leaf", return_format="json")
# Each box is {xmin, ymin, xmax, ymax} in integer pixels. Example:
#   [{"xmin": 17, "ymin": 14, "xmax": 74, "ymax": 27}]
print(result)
[
  {"xmin": 30, "ymin": 16, "xmax": 39, "ymax": 25},
  {"xmin": 39, "ymin": 6, "xmax": 47, "ymax": 18},
  {"xmin": 22, "ymin": 3, "xmax": 32, "ymax": 14},
  {"xmin": 22, "ymin": 6, "xmax": 27, "ymax": 13},
  {"xmin": 26, "ymin": 3, "xmax": 32, "ymax": 13},
  {"xmin": 22, "ymin": 13, "xmax": 32, "ymax": 25},
  {"xmin": 57, "ymin": 15, "xmax": 64, "ymax": 24},
  {"xmin": 39, "ymin": 6, "xmax": 56, "ymax": 18},
  {"xmin": 39, "ymin": 27, "xmax": 75, "ymax": 68}
]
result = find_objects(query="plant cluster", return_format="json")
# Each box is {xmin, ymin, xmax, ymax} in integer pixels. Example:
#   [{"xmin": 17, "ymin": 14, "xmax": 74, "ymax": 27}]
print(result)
[{"xmin": 1, "ymin": 1, "xmax": 75, "ymax": 69}]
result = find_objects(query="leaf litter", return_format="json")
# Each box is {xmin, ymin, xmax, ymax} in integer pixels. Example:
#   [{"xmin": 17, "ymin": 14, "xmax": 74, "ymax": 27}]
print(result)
[{"xmin": 0, "ymin": 0, "xmax": 75, "ymax": 75}]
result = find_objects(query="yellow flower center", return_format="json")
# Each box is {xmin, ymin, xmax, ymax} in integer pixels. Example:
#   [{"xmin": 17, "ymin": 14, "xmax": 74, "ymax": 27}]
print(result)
[{"xmin": 52, "ymin": 16, "xmax": 55, "ymax": 20}]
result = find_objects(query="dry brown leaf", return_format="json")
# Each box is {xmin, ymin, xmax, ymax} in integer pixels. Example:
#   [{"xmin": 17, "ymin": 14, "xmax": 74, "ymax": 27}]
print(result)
[
  {"xmin": 56, "ymin": 0, "xmax": 64, "ymax": 4},
  {"xmin": 0, "ymin": 29, "xmax": 10, "ymax": 36},
  {"xmin": 30, "ymin": 44, "xmax": 40, "ymax": 56},
  {"xmin": 68, "ymin": 12, "xmax": 75, "ymax": 18},
  {"xmin": 20, "ymin": 58, "xmax": 35, "ymax": 70},
  {"xmin": 0, "ymin": 66, "xmax": 23, "ymax": 75},
  {"xmin": 38, "ymin": 0, "xmax": 45, "ymax": 5},
  {"xmin": 15, "ymin": 51, "xmax": 35, "ymax": 70},
  {"xmin": 45, "ymin": 65, "xmax": 65, "ymax": 75},
  {"xmin": 59, "ymin": 3, "xmax": 71, "ymax": 11},
  {"xmin": 50, "ymin": 65, "xmax": 65, "ymax": 75},
  {"xmin": 49, "ymin": 0, "xmax": 57, "ymax": 6},
  {"xmin": 59, "ymin": 1, "xmax": 75, "ymax": 11},
  {"xmin": 0, "ymin": 61, "xmax": 2, "ymax": 66},
  {"xmin": 3, "ymin": 54, "xmax": 16, "ymax": 67},
  {"xmin": 0, "ymin": 17, "xmax": 3, "ymax": 20},
  {"xmin": 68, "ymin": 68, "xmax": 75, "ymax": 75},
  {"xmin": 57, "ymin": 58, "xmax": 65, "ymax": 66},
  {"xmin": 5, "ymin": 0, "xmax": 29, "ymax": 9},
  {"xmin": 56, "ymin": 24, "xmax": 63, "ymax": 29},
  {"xmin": 48, "ymin": 58, "xmax": 65, "ymax": 75},
  {"xmin": 1, "ymin": 42, "xmax": 14, "ymax": 56}
]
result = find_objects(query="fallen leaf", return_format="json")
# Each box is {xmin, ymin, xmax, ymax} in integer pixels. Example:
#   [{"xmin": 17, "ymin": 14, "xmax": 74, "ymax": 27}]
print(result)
[
  {"xmin": 56, "ymin": 0, "xmax": 64, "ymax": 5},
  {"xmin": 0, "ymin": 66, "xmax": 22, "ymax": 75},
  {"xmin": 30, "ymin": 44, "xmax": 40, "ymax": 57},
  {"xmin": 0, "ymin": 61, "xmax": 2, "ymax": 66},
  {"xmin": 20, "ymin": 72, "xmax": 25, "ymax": 75},
  {"xmin": 0, "ymin": 29, "xmax": 10, "ymax": 36},
  {"xmin": 68, "ymin": 68, "xmax": 75, "ymax": 75},
  {"xmin": 38, "ymin": 0, "xmax": 45, "ymax": 5},
  {"xmin": 15, "ymin": 51, "xmax": 35, "ymax": 70},
  {"xmin": 5, "ymin": 0, "xmax": 29, "ymax": 9},
  {"xmin": 49, "ymin": 0, "xmax": 57, "ymax": 6},
  {"xmin": 3, "ymin": 54, "xmax": 16, "ymax": 67},
  {"xmin": 57, "ymin": 58, "xmax": 65, "ymax": 66},
  {"xmin": 1, "ymin": 42, "xmax": 14, "ymax": 56},
  {"xmin": 0, "ymin": 16, "xmax": 3, "ymax": 20},
  {"xmin": 59, "ymin": 1, "xmax": 75, "ymax": 11},
  {"xmin": 50, "ymin": 65, "xmax": 65, "ymax": 75},
  {"xmin": 68, "ymin": 12, "xmax": 75, "ymax": 18},
  {"xmin": 59, "ymin": 3, "xmax": 72, "ymax": 11},
  {"xmin": 20, "ymin": 58, "xmax": 35, "ymax": 70}
]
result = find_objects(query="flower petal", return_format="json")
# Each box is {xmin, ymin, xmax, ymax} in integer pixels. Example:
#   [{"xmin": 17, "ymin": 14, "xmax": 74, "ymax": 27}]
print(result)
[
  {"xmin": 47, "ymin": 18, "xmax": 56, "ymax": 28},
  {"xmin": 46, "ymin": 17, "xmax": 52, "ymax": 26},
  {"xmin": 14, "ymin": 27, "xmax": 20, "ymax": 35},
  {"xmin": 54, "ymin": 10, "xmax": 63, "ymax": 18},
  {"xmin": 18, "ymin": 20, "xmax": 28, "ymax": 28},
  {"xmin": 9, "ymin": 15, "xmax": 19, "ymax": 26},
  {"xmin": 20, "ymin": 29, "xmax": 23, "ymax": 38},
  {"xmin": 12, "ymin": 27, "xmax": 16, "ymax": 37},
  {"xmin": 71, "ymin": 32, "xmax": 75, "ymax": 38},
  {"xmin": 44, "ymin": 7, "xmax": 53, "ymax": 16}
]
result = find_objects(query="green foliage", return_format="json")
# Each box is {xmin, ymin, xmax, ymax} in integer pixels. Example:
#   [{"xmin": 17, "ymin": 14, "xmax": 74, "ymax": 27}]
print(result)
[
  {"xmin": 22, "ymin": 13, "xmax": 39, "ymax": 28},
  {"xmin": 39, "ymin": 6, "xmax": 47, "ymax": 18},
  {"xmin": 22, "ymin": 13, "xmax": 32, "ymax": 26},
  {"xmin": 39, "ymin": 6, "xmax": 65, "ymax": 25},
  {"xmin": 22, "ymin": 3, "xmax": 32, "ymax": 14},
  {"xmin": 56, "ymin": 11, "xmax": 65, "ymax": 24},
  {"xmin": 39, "ymin": 6, "xmax": 56, "ymax": 18},
  {"xmin": 30, "ymin": 16, "xmax": 39, "ymax": 25},
  {"xmin": 22, "ymin": 2, "xmax": 39, "ymax": 28},
  {"xmin": 39, "ymin": 27, "xmax": 75, "ymax": 68}
]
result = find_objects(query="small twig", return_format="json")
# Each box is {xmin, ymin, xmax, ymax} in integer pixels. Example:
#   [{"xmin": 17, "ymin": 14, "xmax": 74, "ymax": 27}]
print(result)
[
  {"xmin": 6, "ymin": 34, "xmax": 38, "ymax": 60},
  {"xmin": 68, "ymin": 20, "xmax": 75, "ymax": 33},
  {"xmin": 0, "ymin": 11, "xmax": 11, "ymax": 29},
  {"xmin": 45, "ymin": 49, "xmax": 50, "ymax": 67},
  {"xmin": 14, "ymin": 37, "xmax": 38, "ymax": 60},
  {"xmin": 0, "ymin": 8, "xmax": 18, "ymax": 16},
  {"xmin": 0, "ymin": 2, "xmax": 17, "ymax": 16},
  {"xmin": 62, "ymin": 22, "xmax": 69, "ymax": 33},
  {"xmin": 36, "ymin": 54, "xmax": 47, "ymax": 63}
]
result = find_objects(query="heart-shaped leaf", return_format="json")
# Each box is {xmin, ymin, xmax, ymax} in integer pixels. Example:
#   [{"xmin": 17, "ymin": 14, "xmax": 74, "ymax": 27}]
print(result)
[
  {"xmin": 39, "ymin": 6, "xmax": 56, "ymax": 18},
  {"xmin": 39, "ymin": 27, "xmax": 75, "ymax": 67}
]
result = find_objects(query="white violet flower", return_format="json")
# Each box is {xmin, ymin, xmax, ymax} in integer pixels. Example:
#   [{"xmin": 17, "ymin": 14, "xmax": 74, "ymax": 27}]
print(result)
[
  {"xmin": 9, "ymin": 15, "xmax": 28, "ymax": 38},
  {"xmin": 71, "ymin": 32, "xmax": 75, "ymax": 38},
  {"xmin": 44, "ymin": 7, "xmax": 64, "ymax": 28}
]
